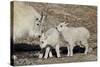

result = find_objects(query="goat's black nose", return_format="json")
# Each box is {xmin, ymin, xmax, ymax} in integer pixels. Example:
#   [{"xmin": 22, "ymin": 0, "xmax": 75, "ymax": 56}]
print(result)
[{"xmin": 38, "ymin": 35, "xmax": 41, "ymax": 38}]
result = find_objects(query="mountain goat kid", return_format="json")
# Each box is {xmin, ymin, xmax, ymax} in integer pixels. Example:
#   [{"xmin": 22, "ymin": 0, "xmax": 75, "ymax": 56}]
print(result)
[
  {"xmin": 56, "ymin": 22, "xmax": 90, "ymax": 56},
  {"xmin": 39, "ymin": 28, "xmax": 60, "ymax": 59}
]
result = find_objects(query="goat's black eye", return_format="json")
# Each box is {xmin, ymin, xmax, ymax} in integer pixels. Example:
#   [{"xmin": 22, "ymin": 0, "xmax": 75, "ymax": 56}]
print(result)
[
  {"xmin": 41, "ymin": 41, "xmax": 44, "ymax": 44},
  {"xmin": 60, "ymin": 25, "xmax": 62, "ymax": 27},
  {"xmin": 36, "ymin": 18, "xmax": 39, "ymax": 20}
]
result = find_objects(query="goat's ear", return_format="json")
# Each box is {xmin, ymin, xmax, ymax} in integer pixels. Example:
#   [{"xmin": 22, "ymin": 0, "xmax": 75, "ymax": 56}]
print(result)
[
  {"xmin": 65, "ymin": 23, "xmax": 69, "ymax": 26},
  {"xmin": 40, "ymin": 12, "xmax": 44, "ymax": 23}
]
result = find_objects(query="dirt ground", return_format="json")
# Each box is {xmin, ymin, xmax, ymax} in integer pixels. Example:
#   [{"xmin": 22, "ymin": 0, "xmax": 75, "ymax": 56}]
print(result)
[
  {"xmin": 14, "ymin": 47, "xmax": 97, "ymax": 66},
  {"xmin": 12, "ymin": 1, "xmax": 97, "ymax": 66}
]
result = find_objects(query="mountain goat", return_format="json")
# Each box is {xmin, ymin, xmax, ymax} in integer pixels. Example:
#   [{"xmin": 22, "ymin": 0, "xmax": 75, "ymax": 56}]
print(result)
[
  {"xmin": 56, "ymin": 22, "xmax": 90, "ymax": 56},
  {"xmin": 13, "ymin": 2, "xmax": 45, "ymax": 43},
  {"xmin": 39, "ymin": 28, "xmax": 60, "ymax": 59}
]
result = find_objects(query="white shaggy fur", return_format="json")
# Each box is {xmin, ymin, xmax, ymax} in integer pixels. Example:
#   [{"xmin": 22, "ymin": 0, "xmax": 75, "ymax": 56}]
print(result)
[
  {"xmin": 39, "ymin": 28, "xmax": 61, "ymax": 59},
  {"xmin": 56, "ymin": 22, "xmax": 90, "ymax": 56},
  {"xmin": 13, "ymin": 2, "xmax": 43, "ymax": 42}
]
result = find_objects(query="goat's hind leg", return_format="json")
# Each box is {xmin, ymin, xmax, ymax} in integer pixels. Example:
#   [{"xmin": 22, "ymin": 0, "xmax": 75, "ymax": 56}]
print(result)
[
  {"xmin": 81, "ymin": 40, "xmax": 88, "ymax": 54},
  {"xmin": 67, "ymin": 45, "xmax": 70, "ymax": 56}
]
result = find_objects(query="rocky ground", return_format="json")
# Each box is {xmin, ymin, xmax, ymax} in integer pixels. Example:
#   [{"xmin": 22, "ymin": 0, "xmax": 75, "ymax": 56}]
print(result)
[{"xmin": 12, "ymin": 2, "xmax": 97, "ymax": 66}]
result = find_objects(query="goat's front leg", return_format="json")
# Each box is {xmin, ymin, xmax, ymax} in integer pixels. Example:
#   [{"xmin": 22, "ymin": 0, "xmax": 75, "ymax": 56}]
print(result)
[
  {"xmin": 55, "ymin": 44, "xmax": 61, "ymax": 58},
  {"xmin": 49, "ymin": 51, "xmax": 53, "ymax": 58},
  {"xmin": 69, "ymin": 42, "xmax": 74, "ymax": 56},
  {"xmin": 39, "ymin": 53, "xmax": 43, "ymax": 58},
  {"xmin": 39, "ymin": 48, "xmax": 45, "ymax": 58},
  {"xmin": 44, "ymin": 47, "xmax": 50, "ymax": 59}
]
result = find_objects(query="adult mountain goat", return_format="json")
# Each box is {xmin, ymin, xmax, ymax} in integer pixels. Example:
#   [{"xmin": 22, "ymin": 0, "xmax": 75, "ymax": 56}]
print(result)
[
  {"xmin": 13, "ymin": 2, "xmax": 45, "ymax": 43},
  {"xmin": 39, "ymin": 28, "xmax": 60, "ymax": 59},
  {"xmin": 56, "ymin": 22, "xmax": 90, "ymax": 56}
]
